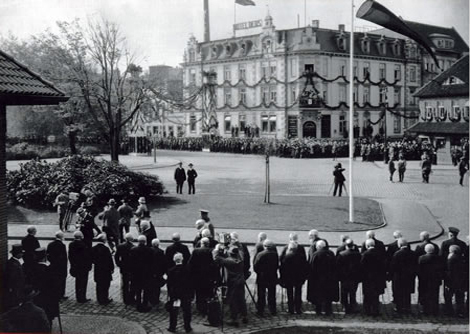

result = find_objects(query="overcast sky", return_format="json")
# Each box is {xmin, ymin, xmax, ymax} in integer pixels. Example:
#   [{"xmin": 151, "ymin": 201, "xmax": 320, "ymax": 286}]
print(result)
[{"xmin": 0, "ymin": 0, "xmax": 468, "ymax": 68}]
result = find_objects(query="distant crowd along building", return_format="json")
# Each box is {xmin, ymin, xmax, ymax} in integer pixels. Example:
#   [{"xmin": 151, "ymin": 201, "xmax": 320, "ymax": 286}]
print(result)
[
  {"xmin": 179, "ymin": 15, "xmax": 468, "ymax": 140},
  {"xmin": 407, "ymin": 55, "xmax": 469, "ymax": 164}
]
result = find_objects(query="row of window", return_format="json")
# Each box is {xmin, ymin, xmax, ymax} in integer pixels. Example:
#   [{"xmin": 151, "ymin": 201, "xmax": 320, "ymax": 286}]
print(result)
[{"xmin": 189, "ymin": 114, "xmax": 277, "ymax": 133}]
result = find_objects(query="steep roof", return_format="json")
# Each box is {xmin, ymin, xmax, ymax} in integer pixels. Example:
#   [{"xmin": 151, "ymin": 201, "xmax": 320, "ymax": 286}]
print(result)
[
  {"xmin": 0, "ymin": 49, "xmax": 68, "ymax": 105},
  {"xmin": 414, "ymin": 55, "xmax": 469, "ymax": 98}
]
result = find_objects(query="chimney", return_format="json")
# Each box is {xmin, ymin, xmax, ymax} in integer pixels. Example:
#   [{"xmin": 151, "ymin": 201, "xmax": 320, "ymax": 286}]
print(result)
[
  {"xmin": 312, "ymin": 20, "xmax": 320, "ymax": 28},
  {"xmin": 338, "ymin": 24, "xmax": 345, "ymax": 32}
]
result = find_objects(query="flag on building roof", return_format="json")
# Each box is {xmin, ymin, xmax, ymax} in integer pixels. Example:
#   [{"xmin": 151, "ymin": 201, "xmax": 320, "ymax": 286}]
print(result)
[
  {"xmin": 356, "ymin": 0, "xmax": 440, "ymax": 69},
  {"xmin": 236, "ymin": 0, "xmax": 256, "ymax": 6}
]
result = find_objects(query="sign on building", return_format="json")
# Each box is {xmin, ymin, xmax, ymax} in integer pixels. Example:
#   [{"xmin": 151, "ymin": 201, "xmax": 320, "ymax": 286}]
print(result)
[{"xmin": 233, "ymin": 20, "xmax": 262, "ymax": 31}]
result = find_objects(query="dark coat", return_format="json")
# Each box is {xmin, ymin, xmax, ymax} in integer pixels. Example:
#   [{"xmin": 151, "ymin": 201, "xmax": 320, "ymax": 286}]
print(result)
[
  {"xmin": 130, "ymin": 244, "xmax": 154, "ymax": 284},
  {"xmin": 151, "ymin": 247, "xmax": 167, "ymax": 279},
  {"xmin": 360, "ymin": 247, "xmax": 386, "ymax": 294},
  {"xmin": 174, "ymin": 167, "xmax": 186, "ymax": 183},
  {"xmin": 21, "ymin": 234, "xmax": 40, "ymax": 267},
  {"xmin": 214, "ymin": 252, "xmax": 245, "ymax": 288},
  {"xmin": 307, "ymin": 248, "xmax": 339, "ymax": 303},
  {"xmin": 390, "ymin": 247, "xmax": 418, "ymax": 294},
  {"xmin": 142, "ymin": 224, "xmax": 157, "ymax": 247},
  {"xmin": 167, "ymin": 264, "xmax": 194, "ymax": 300},
  {"xmin": 1, "ymin": 301, "xmax": 51, "ymax": 333},
  {"xmin": 308, "ymin": 237, "xmax": 329, "ymax": 257},
  {"xmin": 91, "ymin": 243, "xmax": 114, "ymax": 283},
  {"xmin": 165, "ymin": 241, "xmax": 191, "ymax": 268},
  {"xmin": 115, "ymin": 241, "xmax": 135, "ymax": 273},
  {"xmin": 232, "ymin": 241, "xmax": 251, "ymax": 279},
  {"xmin": 335, "ymin": 244, "xmax": 359, "ymax": 256},
  {"xmin": 32, "ymin": 262, "xmax": 60, "ymax": 320},
  {"xmin": 333, "ymin": 168, "xmax": 346, "ymax": 183},
  {"xmin": 254, "ymin": 248, "xmax": 279, "ymax": 285},
  {"xmin": 4, "ymin": 258, "xmax": 25, "ymax": 309},
  {"xmin": 47, "ymin": 239, "xmax": 68, "ymax": 277},
  {"xmin": 280, "ymin": 249, "xmax": 308, "ymax": 287},
  {"xmin": 388, "ymin": 160, "xmax": 396, "ymax": 173},
  {"xmin": 336, "ymin": 248, "xmax": 361, "ymax": 283},
  {"xmin": 459, "ymin": 160, "xmax": 468, "ymax": 176},
  {"xmin": 188, "ymin": 247, "xmax": 217, "ymax": 284},
  {"xmin": 79, "ymin": 213, "xmax": 101, "ymax": 243},
  {"xmin": 418, "ymin": 253, "xmax": 444, "ymax": 291},
  {"xmin": 187, "ymin": 169, "xmax": 198, "ymax": 182},
  {"xmin": 253, "ymin": 242, "xmax": 265, "ymax": 264},
  {"xmin": 361, "ymin": 238, "xmax": 386, "ymax": 255},
  {"xmin": 280, "ymin": 244, "xmax": 307, "ymax": 263},
  {"xmin": 68, "ymin": 239, "xmax": 92, "ymax": 277},
  {"xmin": 415, "ymin": 240, "xmax": 440, "ymax": 258},
  {"xmin": 440, "ymin": 237, "xmax": 467, "ymax": 260},
  {"xmin": 445, "ymin": 253, "xmax": 466, "ymax": 290}
]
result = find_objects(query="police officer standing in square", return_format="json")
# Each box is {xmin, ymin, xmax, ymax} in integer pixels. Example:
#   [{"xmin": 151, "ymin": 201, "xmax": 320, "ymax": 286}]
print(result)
[
  {"xmin": 187, "ymin": 163, "xmax": 198, "ymax": 195},
  {"xmin": 174, "ymin": 162, "xmax": 186, "ymax": 194}
]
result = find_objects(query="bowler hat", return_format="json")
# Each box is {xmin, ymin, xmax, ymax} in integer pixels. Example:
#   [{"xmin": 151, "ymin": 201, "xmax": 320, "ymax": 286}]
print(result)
[
  {"xmin": 10, "ymin": 244, "xmax": 24, "ymax": 256},
  {"xmin": 188, "ymin": 163, "xmax": 193, "ymax": 167},
  {"xmin": 336, "ymin": 163, "xmax": 342, "ymax": 168},
  {"xmin": 449, "ymin": 226, "xmax": 460, "ymax": 235}
]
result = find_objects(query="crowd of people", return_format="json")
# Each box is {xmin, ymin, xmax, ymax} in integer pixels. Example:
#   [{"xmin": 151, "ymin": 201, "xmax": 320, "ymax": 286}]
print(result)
[
  {"xmin": 3, "ymin": 201, "xmax": 469, "ymax": 332},
  {"xmin": 150, "ymin": 136, "xmax": 449, "ymax": 161}
]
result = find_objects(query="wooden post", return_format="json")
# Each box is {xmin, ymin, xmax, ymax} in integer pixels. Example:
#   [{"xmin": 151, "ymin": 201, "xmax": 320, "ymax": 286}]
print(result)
[
  {"xmin": 153, "ymin": 137, "xmax": 157, "ymax": 163},
  {"xmin": 0, "ymin": 104, "xmax": 7, "ymax": 313},
  {"xmin": 264, "ymin": 153, "xmax": 270, "ymax": 203}
]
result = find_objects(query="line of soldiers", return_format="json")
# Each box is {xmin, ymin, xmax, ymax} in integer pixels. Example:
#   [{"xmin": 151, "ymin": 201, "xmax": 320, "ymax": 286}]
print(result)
[{"xmin": 4, "ymin": 221, "xmax": 469, "ymax": 332}]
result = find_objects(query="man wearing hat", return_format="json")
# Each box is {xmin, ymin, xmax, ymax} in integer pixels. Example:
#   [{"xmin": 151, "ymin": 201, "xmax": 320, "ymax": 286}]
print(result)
[
  {"xmin": 441, "ymin": 227, "xmax": 467, "ymax": 260},
  {"xmin": 187, "ymin": 163, "xmax": 198, "ymax": 195},
  {"xmin": 118, "ymin": 199, "xmax": 134, "ymax": 243},
  {"xmin": 200, "ymin": 209, "xmax": 215, "ymax": 238},
  {"xmin": 1, "ymin": 286, "xmax": 51, "ymax": 333},
  {"xmin": 31, "ymin": 247, "xmax": 60, "ymax": 325},
  {"xmin": 134, "ymin": 197, "xmax": 150, "ymax": 232},
  {"xmin": 69, "ymin": 231, "xmax": 92, "ymax": 303},
  {"xmin": 91, "ymin": 234, "xmax": 114, "ymax": 305},
  {"xmin": 333, "ymin": 163, "xmax": 346, "ymax": 197},
  {"xmin": 5, "ymin": 244, "xmax": 26, "ymax": 310},
  {"xmin": 174, "ymin": 162, "xmax": 186, "ymax": 194},
  {"xmin": 47, "ymin": 231, "xmax": 68, "ymax": 301},
  {"xmin": 98, "ymin": 198, "xmax": 120, "ymax": 252},
  {"xmin": 21, "ymin": 225, "xmax": 40, "ymax": 283},
  {"xmin": 458, "ymin": 157, "xmax": 468, "ymax": 186}
]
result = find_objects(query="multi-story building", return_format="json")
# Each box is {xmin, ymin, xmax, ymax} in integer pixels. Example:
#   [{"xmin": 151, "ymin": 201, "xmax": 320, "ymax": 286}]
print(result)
[
  {"xmin": 181, "ymin": 15, "xmax": 467, "ymax": 140},
  {"xmin": 408, "ymin": 55, "xmax": 469, "ymax": 164}
]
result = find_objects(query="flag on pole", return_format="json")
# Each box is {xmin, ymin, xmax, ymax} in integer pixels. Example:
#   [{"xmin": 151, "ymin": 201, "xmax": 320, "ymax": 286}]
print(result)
[
  {"xmin": 356, "ymin": 0, "xmax": 440, "ymax": 69},
  {"xmin": 236, "ymin": 0, "xmax": 256, "ymax": 6}
]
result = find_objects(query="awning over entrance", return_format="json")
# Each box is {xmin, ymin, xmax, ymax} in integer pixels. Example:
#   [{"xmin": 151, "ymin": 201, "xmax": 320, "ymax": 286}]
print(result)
[{"xmin": 406, "ymin": 122, "xmax": 469, "ymax": 135}]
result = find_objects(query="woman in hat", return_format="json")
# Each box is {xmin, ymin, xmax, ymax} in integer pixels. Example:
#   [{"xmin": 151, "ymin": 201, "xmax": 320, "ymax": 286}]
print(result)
[{"xmin": 135, "ymin": 197, "xmax": 150, "ymax": 232}]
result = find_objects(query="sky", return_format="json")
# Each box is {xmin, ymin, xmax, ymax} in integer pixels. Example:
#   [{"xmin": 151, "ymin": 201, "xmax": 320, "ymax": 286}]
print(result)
[{"xmin": 0, "ymin": 0, "xmax": 468, "ymax": 68}]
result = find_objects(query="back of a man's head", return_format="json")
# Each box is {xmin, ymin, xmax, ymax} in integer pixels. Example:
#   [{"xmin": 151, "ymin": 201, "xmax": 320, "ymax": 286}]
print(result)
[
  {"xmin": 424, "ymin": 243, "xmax": 434, "ymax": 254},
  {"xmin": 172, "ymin": 233, "xmax": 181, "ymax": 242},
  {"xmin": 420, "ymin": 231, "xmax": 430, "ymax": 241},
  {"xmin": 397, "ymin": 238, "xmax": 408, "ymax": 248},
  {"xmin": 316, "ymin": 239, "xmax": 326, "ymax": 250},
  {"xmin": 345, "ymin": 238, "xmax": 354, "ymax": 249},
  {"xmin": 152, "ymin": 238, "xmax": 160, "ymax": 247},
  {"xmin": 27, "ymin": 225, "xmax": 37, "ymax": 235},
  {"xmin": 138, "ymin": 235, "xmax": 147, "ymax": 245},
  {"xmin": 73, "ymin": 231, "xmax": 84, "ymax": 240},
  {"xmin": 201, "ymin": 229, "xmax": 211, "ymax": 238},
  {"xmin": 393, "ymin": 230, "xmax": 402, "ymax": 239},
  {"xmin": 258, "ymin": 232, "xmax": 267, "ymax": 242},
  {"xmin": 289, "ymin": 233, "xmax": 298, "ymax": 242},
  {"xmin": 125, "ymin": 233, "xmax": 134, "ymax": 242},
  {"xmin": 201, "ymin": 237, "xmax": 210, "ymax": 247},
  {"xmin": 365, "ymin": 239, "xmax": 375, "ymax": 249},
  {"xmin": 366, "ymin": 230, "xmax": 375, "ymax": 239}
]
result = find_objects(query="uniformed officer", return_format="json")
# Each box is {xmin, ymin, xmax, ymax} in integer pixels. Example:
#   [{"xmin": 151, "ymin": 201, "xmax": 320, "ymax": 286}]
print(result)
[{"xmin": 187, "ymin": 163, "xmax": 198, "ymax": 194}]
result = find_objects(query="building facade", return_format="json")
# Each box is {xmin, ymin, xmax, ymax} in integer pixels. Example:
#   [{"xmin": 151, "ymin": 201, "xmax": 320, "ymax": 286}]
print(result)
[
  {"xmin": 407, "ymin": 55, "xmax": 469, "ymax": 164},
  {"xmin": 180, "ymin": 15, "xmax": 467, "ymax": 140}
]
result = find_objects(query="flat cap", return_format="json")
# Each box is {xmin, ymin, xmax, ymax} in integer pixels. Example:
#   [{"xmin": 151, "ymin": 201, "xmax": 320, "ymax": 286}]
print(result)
[{"xmin": 449, "ymin": 227, "xmax": 460, "ymax": 234}]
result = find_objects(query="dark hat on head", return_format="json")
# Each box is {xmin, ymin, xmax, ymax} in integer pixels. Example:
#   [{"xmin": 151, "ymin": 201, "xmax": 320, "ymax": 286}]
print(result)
[
  {"xmin": 449, "ymin": 227, "xmax": 460, "ymax": 235},
  {"xmin": 34, "ymin": 247, "xmax": 46, "ymax": 259},
  {"xmin": 200, "ymin": 209, "xmax": 209, "ymax": 214},
  {"xmin": 188, "ymin": 163, "xmax": 193, "ymax": 167},
  {"xmin": 336, "ymin": 163, "xmax": 342, "ymax": 168},
  {"xmin": 178, "ymin": 161, "xmax": 183, "ymax": 165},
  {"xmin": 10, "ymin": 244, "xmax": 24, "ymax": 256}
]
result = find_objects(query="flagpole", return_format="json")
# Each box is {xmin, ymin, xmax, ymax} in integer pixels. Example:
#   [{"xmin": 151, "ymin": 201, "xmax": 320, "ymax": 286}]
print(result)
[
  {"xmin": 349, "ymin": 0, "xmax": 355, "ymax": 223},
  {"xmin": 234, "ymin": 1, "xmax": 236, "ymax": 37}
]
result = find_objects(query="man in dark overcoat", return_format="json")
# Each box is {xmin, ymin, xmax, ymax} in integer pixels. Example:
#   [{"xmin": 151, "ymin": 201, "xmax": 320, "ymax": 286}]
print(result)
[
  {"xmin": 167, "ymin": 253, "xmax": 194, "ymax": 333},
  {"xmin": 333, "ymin": 163, "xmax": 346, "ymax": 196},
  {"xmin": 230, "ymin": 232, "xmax": 251, "ymax": 280},
  {"xmin": 253, "ymin": 232, "xmax": 267, "ymax": 264},
  {"xmin": 187, "ymin": 163, "xmax": 198, "ymax": 194},
  {"xmin": 280, "ymin": 241, "xmax": 308, "ymax": 314},
  {"xmin": 32, "ymin": 247, "xmax": 61, "ymax": 326},
  {"xmin": 165, "ymin": 233, "xmax": 191, "ymax": 268},
  {"xmin": 444, "ymin": 245, "xmax": 466, "ymax": 317},
  {"xmin": 389, "ymin": 238, "xmax": 417, "ymax": 314},
  {"xmin": 115, "ymin": 232, "xmax": 135, "ymax": 305},
  {"xmin": 361, "ymin": 239, "xmax": 386, "ymax": 316},
  {"xmin": 336, "ymin": 239, "xmax": 361, "ymax": 314},
  {"xmin": 458, "ymin": 157, "xmax": 468, "ymax": 186},
  {"xmin": 4, "ymin": 244, "xmax": 26, "ymax": 310},
  {"xmin": 130, "ymin": 235, "xmax": 153, "ymax": 312},
  {"xmin": 361, "ymin": 230, "xmax": 386, "ymax": 255},
  {"xmin": 280, "ymin": 233, "xmax": 307, "ymax": 262},
  {"xmin": 47, "ymin": 230, "xmax": 68, "ymax": 300},
  {"xmin": 307, "ymin": 240, "xmax": 338, "ymax": 315},
  {"xmin": 77, "ymin": 205, "xmax": 101, "ymax": 249},
  {"xmin": 68, "ymin": 231, "xmax": 92, "ymax": 303},
  {"xmin": 308, "ymin": 229, "xmax": 329, "ymax": 253},
  {"xmin": 91, "ymin": 234, "xmax": 114, "ymax": 305},
  {"xmin": 98, "ymin": 198, "xmax": 120, "ymax": 252},
  {"xmin": 254, "ymin": 239, "xmax": 279, "ymax": 316},
  {"xmin": 149, "ymin": 238, "xmax": 167, "ymax": 306},
  {"xmin": 418, "ymin": 244, "xmax": 444, "ymax": 315},
  {"xmin": 21, "ymin": 225, "xmax": 40, "ymax": 283},
  {"xmin": 187, "ymin": 237, "xmax": 217, "ymax": 315},
  {"xmin": 174, "ymin": 162, "xmax": 186, "ymax": 194},
  {"xmin": 440, "ymin": 226, "xmax": 467, "ymax": 260}
]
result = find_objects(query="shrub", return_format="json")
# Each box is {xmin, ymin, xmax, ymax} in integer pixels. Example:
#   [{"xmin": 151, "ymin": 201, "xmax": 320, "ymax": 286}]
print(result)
[
  {"xmin": 79, "ymin": 146, "xmax": 102, "ymax": 156},
  {"xmin": 6, "ymin": 142, "xmax": 70, "ymax": 160},
  {"xmin": 7, "ymin": 155, "xmax": 165, "ymax": 209}
]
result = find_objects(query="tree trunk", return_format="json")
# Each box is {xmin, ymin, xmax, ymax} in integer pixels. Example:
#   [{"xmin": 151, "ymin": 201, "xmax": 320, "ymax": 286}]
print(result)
[
  {"xmin": 68, "ymin": 130, "xmax": 78, "ymax": 155},
  {"xmin": 110, "ymin": 126, "xmax": 120, "ymax": 162}
]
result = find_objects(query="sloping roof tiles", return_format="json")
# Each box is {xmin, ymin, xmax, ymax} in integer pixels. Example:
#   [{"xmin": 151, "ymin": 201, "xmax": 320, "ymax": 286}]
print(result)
[
  {"xmin": 0, "ymin": 49, "xmax": 68, "ymax": 105},
  {"xmin": 414, "ymin": 55, "xmax": 469, "ymax": 98},
  {"xmin": 406, "ymin": 121, "xmax": 469, "ymax": 135}
]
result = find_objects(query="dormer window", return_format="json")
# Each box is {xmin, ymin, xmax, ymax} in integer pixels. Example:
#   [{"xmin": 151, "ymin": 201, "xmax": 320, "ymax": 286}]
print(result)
[
  {"xmin": 392, "ymin": 41, "xmax": 401, "ymax": 56},
  {"xmin": 378, "ymin": 40, "xmax": 387, "ymax": 55},
  {"xmin": 431, "ymin": 34, "xmax": 455, "ymax": 49},
  {"xmin": 225, "ymin": 45, "xmax": 231, "ymax": 55},
  {"xmin": 241, "ymin": 43, "xmax": 246, "ymax": 55},
  {"xmin": 337, "ymin": 36, "xmax": 347, "ymax": 51},
  {"xmin": 211, "ymin": 46, "xmax": 218, "ymax": 58},
  {"xmin": 361, "ymin": 39, "xmax": 370, "ymax": 54},
  {"xmin": 443, "ymin": 76, "xmax": 464, "ymax": 85},
  {"xmin": 263, "ymin": 39, "xmax": 272, "ymax": 53}
]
